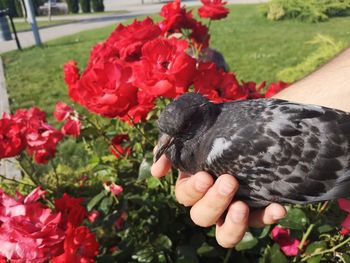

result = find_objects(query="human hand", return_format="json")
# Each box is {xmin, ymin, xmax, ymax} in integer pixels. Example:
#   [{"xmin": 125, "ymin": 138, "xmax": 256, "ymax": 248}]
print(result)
[{"xmin": 151, "ymin": 154, "xmax": 287, "ymax": 248}]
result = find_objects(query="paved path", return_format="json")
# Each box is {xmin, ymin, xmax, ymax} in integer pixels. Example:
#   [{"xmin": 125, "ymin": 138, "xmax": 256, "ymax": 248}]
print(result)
[
  {"xmin": 1, "ymin": 0, "xmax": 267, "ymax": 54},
  {"xmin": 0, "ymin": 57, "xmax": 22, "ymax": 179}
]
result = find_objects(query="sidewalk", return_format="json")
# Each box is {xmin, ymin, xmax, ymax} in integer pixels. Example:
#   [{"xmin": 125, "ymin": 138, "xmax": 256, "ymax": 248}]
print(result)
[
  {"xmin": 0, "ymin": 57, "xmax": 21, "ymax": 179},
  {"xmin": 1, "ymin": 0, "xmax": 267, "ymax": 54}
]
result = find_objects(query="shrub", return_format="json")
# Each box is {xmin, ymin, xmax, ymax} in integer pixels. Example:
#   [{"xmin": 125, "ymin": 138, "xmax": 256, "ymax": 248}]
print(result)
[
  {"xmin": 66, "ymin": 0, "xmax": 79, "ymax": 13},
  {"xmin": 80, "ymin": 0, "xmax": 91, "ymax": 13},
  {"xmin": 263, "ymin": 0, "xmax": 350, "ymax": 22},
  {"xmin": 91, "ymin": 0, "xmax": 104, "ymax": 12}
]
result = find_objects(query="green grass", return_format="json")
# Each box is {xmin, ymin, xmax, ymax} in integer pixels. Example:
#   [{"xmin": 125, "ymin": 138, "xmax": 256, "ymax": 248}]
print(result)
[
  {"xmin": 3, "ymin": 4, "xmax": 350, "ymax": 115},
  {"xmin": 13, "ymin": 20, "xmax": 75, "ymax": 32}
]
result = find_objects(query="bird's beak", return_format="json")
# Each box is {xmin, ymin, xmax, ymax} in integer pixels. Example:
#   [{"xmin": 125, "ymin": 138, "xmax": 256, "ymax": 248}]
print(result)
[{"xmin": 154, "ymin": 134, "xmax": 175, "ymax": 163}]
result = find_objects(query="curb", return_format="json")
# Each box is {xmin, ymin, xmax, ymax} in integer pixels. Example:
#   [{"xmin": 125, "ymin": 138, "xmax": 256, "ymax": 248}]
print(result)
[{"xmin": 0, "ymin": 57, "xmax": 22, "ymax": 180}]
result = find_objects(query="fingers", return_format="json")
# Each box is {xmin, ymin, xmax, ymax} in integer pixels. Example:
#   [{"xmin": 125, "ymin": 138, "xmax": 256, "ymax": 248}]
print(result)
[
  {"xmin": 151, "ymin": 154, "xmax": 171, "ymax": 178},
  {"xmin": 175, "ymin": 171, "xmax": 214, "ymax": 207},
  {"xmin": 216, "ymin": 201, "xmax": 249, "ymax": 248},
  {"xmin": 248, "ymin": 203, "xmax": 287, "ymax": 228},
  {"xmin": 189, "ymin": 174, "xmax": 239, "ymax": 227}
]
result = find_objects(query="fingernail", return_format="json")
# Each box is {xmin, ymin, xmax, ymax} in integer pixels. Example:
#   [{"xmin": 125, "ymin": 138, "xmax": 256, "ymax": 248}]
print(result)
[
  {"xmin": 195, "ymin": 178, "xmax": 210, "ymax": 192},
  {"xmin": 218, "ymin": 181, "xmax": 235, "ymax": 196},
  {"xmin": 231, "ymin": 209, "xmax": 247, "ymax": 223}
]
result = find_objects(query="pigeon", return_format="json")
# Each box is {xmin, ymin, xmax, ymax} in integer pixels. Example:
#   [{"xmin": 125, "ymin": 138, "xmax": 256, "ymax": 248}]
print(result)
[{"xmin": 154, "ymin": 92, "xmax": 350, "ymax": 208}]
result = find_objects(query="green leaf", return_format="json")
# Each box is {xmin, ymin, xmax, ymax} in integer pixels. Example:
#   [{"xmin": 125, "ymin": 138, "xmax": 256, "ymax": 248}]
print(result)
[
  {"xmin": 154, "ymin": 234, "xmax": 172, "ymax": 250},
  {"xmin": 251, "ymin": 225, "xmax": 271, "ymax": 239},
  {"xmin": 235, "ymin": 231, "xmax": 259, "ymax": 251},
  {"xmin": 87, "ymin": 190, "xmax": 108, "ymax": 212},
  {"xmin": 304, "ymin": 241, "xmax": 327, "ymax": 263},
  {"xmin": 279, "ymin": 207, "xmax": 309, "ymax": 230},
  {"xmin": 339, "ymin": 253, "xmax": 350, "ymax": 263},
  {"xmin": 176, "ymin": 245, "xmax": 198, "ymax": 263},
  {"xmin": 269, "ymin": 244, "xmax": 289, "ymax": 263},
  {"xmin": 196, "ymin": 242, "xmax": 221, "ymax": 258},
  {"xmin": 138, "ymin": 156, "xmax": 153, "ymax": 181},
  {"xmin": 317, "ymin": 224, "xmax": 333, "ymax": 234},
  {"xmin": 99, "ymin": 196, "xmax": 113, "ymax": 214},
  {"xmin": 147, "ymin": 176, "xmax": 161, "ymax": 189}
]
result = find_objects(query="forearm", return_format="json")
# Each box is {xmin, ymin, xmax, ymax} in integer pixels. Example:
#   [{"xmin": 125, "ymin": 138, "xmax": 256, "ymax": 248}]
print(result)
[{"xmin": 273, "ymin": 46, "xmax": 350, "ymax": 112}]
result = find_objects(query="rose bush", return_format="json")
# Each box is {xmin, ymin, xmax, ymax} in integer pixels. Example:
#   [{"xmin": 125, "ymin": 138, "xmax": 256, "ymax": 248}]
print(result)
[{"xmin": 0, "ymin": 0, "xmax": 349, "ymax": 262}]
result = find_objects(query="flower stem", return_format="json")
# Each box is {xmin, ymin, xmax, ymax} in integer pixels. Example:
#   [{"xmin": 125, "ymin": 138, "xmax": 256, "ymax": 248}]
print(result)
[
  {"xmin": 301, "ymin": 237, "xmax": 350, "ymax": 262},
  {"xmin": 127, "ymin": 114, "xmax": 154, "ymax": 147},
  {"xmin": 299, "ymin": 224, "xmax": 315, "ymax": 250},
  {"xmin": 223, "ymin": 248, "xmax": 233, "ymax": 263},
  {"xmin": 0, "ymin": 173, "xmax": 35, "ymax": 187}
]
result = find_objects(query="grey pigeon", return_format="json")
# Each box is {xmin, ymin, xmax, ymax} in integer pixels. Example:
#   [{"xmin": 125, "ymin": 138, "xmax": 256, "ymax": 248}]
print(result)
[{"xmin": 154, "ymin": 93, "xmax": 350, "ymax": 207}]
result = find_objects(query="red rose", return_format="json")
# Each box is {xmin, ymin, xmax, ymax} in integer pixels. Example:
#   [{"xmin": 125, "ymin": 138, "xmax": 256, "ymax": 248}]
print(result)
[
  {"xmin": 68, "ymin": 59, "xmax": 138, "ymax": 118},
  {"xmin": 0, "ymin": 187, "xmax": 65, "ymax": 262},
  {"xmin": 193, "ymin": 62, "xmax": 223, "ymax": 102},
  {"xmin": 0, "ymin": 114, "xmax": 25, "ymax": 159},
  {"xmin": 121, "ymin": 91, "xmax": 155, "ymax": 124},
  {"xmin": 241, "ymin": 81, "xmax": 265, "ymax": 99},
  {"xmin": 271, "ymin": 226, "xmax": 301, "ymax": 256},
  {"xmin": 133, "ymin": 37, "xmax": 196, "ymax": 98},
  {"xmin": 110, "ymin": 134, "xmax": 131, "ymax": 158},
  {"xmin": 189, "ymin": 21, "xmax": 210, "ymax": 49},
  {"xmin": 219, "ymin": 71, "xmax": 249, "ymax": 101},
  {"xmin": 264, "ymin": 81, "xmax": 289, "ymax": 98},
  {"xmin": 106, "ymin": 17, "xmax": 161, "ymax": 61},
  {"xmin": 54, "ymin": 101, "xmax": 74, "ymax": 122},
  {"xmin": 114, "ymin": 211, "xmax": 127, "ymax": 230},
  {"xmin": 25, "ymin": 123, "xmax": 63, "ymax": 164},
  {"xmin": 54, "ymin": 193, "xmax": 88, "ymax": 229},
  {"xmin": 61, "ymin": 118, "xmax": 81, "ymax": 137},
  {"xmin": 52, "ymin": 225, "xmax": 99, "ymax": 263},
  {"xmin": 159, "ymin": 0, "xmax": 195, "ymax": 33},
  {"xmin": 338, "ymin": 198, "xmax": 350, "ymax": 235},
  {"xmin": 198, "ymin": 0, "xmax": 229, "ymax": 20},
  {"xmin": 63, "ymin": 61, "xmax": 80, "ymax": 86}
]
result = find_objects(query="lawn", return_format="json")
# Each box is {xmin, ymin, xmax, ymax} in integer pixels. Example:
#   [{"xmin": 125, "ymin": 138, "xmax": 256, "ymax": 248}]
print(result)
[{"xmin": 3, "ymin": 3, "xmax": 350, "ymax": 116}]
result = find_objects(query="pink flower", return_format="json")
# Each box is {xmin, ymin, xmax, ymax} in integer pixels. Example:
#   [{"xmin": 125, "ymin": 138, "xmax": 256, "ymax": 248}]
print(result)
[
  {"xmin": 104, "ymin": 182, "xmax": 123, "ymax": 196},
  {"xmin": 338, "ymin": 198, "xmax": 350, "ymax": 235},
  {"xmin": 110, "ymin": 184, "xmax": 123, "ymax": 196},
  {"xmin": 88, "ymin": 210, "xmax": 100, "ymax": 223},
  {"xmin": 0, "ymin": 187, "xmax": 65, "ymax": 262},
  {"xmin": 271, "ymin": 226, "xmax": 301, "ymax": 256}
]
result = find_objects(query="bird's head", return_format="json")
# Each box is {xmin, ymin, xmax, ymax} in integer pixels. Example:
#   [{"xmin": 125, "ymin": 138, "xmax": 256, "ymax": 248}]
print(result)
[{"xmin": 154, "ymin": 93, "xmax": 217, "ymax": 163}]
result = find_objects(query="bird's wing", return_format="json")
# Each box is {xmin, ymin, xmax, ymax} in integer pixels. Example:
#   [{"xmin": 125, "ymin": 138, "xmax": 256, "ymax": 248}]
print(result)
[{"xmin": 203, "ymin": 99, "xmax": 350, "ymax": 206}]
